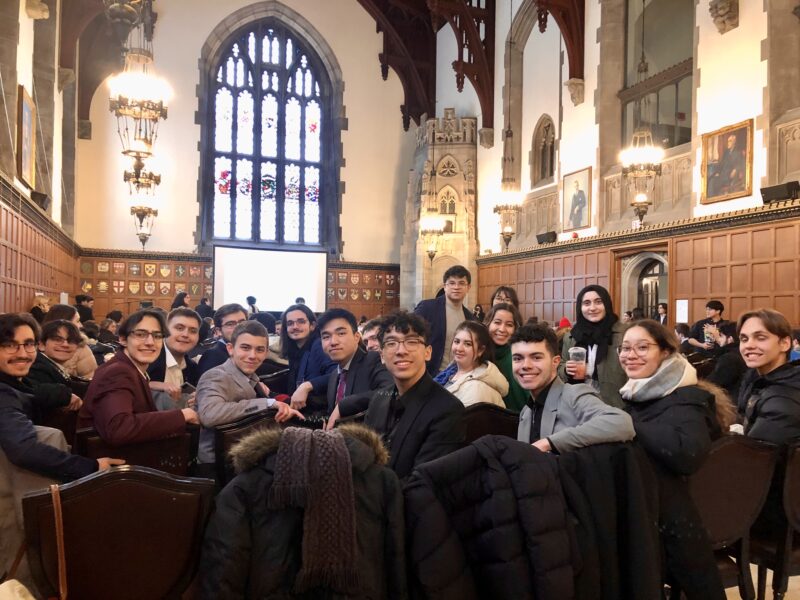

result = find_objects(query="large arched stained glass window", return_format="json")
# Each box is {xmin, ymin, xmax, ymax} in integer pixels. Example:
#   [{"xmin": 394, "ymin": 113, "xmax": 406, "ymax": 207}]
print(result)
[{"xmin": 209, "ymin": 23, "xmax": 327, "ymax": 245}]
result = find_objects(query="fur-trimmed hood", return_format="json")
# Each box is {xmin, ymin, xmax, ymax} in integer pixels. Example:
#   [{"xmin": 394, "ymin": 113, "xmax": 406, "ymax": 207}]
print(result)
[{"xmin": 230, "ymin": 423, "xmax": 389, "ymax": 474}]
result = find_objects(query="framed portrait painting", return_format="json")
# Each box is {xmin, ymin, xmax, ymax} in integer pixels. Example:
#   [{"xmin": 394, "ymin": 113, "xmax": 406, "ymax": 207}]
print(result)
[
  {"xmin": 16, "ymin": 85, "xmax": 36, "ymax": 189},
  {"xmin": 701, "ymin": 119, "xmax": 753, "ymax": 204},
  {"xmin": 562, "ymin": 167, "xmax": 591, "ymax": 232}
]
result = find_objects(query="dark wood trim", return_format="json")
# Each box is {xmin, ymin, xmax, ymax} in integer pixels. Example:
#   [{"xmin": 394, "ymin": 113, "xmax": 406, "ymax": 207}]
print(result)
[
  {"xmin": 330, "ymin": 261, "xmax": 400, "ymax": 272},
  {"xmin": 617, "ymin": 58, "xmax": 692, "ymax": 104},
  {"xmin": 79, "ymin": 248, "xmax": 212, "ymax": 262}
]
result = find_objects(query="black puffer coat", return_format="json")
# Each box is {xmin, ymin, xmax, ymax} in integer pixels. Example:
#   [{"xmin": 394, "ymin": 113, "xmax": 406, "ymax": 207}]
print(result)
[
  {"xmin": 625, "ymin": 385, "xmax": 725, "ymax": 600},
  {"xmin": 404, "ymin": 435, "xmax": 577, "ymax": 600},
  {"xmin": 740, "ymin": 359, "xmax": 800, "ymax": 445},
  {"xmin": 200, "ymin": 424, "xmax": 407, "ymax": 600}
]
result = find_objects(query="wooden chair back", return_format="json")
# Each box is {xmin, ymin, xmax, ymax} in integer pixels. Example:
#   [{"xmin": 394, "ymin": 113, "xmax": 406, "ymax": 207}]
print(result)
[
  {"xmin": 74, "ymin": 426, "xmax": 198, "ymax": 476},
  {"xmin": 463, "ymin": 402, "xmax": 519, "ymax": 443},
  {"xmin": 214, "ymin": 408, "xmax": 278, "ymax": 485},
  {"xmin": 689, "ymin": 434, "xmax": 778, "ymax": 548},
  {"xmin": 22, "ymin": 465, "xmax": 214, "ymax": 600}
]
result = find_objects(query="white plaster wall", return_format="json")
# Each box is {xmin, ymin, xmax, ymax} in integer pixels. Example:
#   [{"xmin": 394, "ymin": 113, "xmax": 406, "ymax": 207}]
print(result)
[
  {"xmin": 693, "ymin": 0, "xmax": 767, "ymax": 216},
  {"xmin": 74, "ymin": 0, "xmax": 415, "ymax": 262},
  {"xmin": 50, "ymin": 0, "xmax": 63, "ymax": 225},
  {"xmin": 16, "ymin": 3, "xmax": 33, "ymax": 93},
  {"xmin": 436, "ymin": 27, "xmax": 481, "ymax": 119},
  {"xmin": 521, "ymin": 23, "xmax": 562, "ymax": 192}
]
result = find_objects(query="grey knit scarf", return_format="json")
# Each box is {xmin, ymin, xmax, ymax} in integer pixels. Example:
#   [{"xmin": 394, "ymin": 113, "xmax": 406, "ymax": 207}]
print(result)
[
  {"xmin": 268, "ymin": 427, "xmax": 360, "ymax": 594},
  {"xmin": 620, "ymin": 354, "xmax": 697, "ymax": 402}
]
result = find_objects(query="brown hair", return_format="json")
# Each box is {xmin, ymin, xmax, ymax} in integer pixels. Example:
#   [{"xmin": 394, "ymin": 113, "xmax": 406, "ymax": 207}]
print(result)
[
  {"xmin": 623, "ymin": 320, "xmax": 679, "ymax": 354},
  {"xmin": 737, "ymin": 309, "xmax": 793, "ymax": 358},
  {"xmin": 453, "ymin": 321, "xmax": 495, "ymax": 365},
  {"xmin": 484, "ymin": 302, "xmax": 523, "ymax": 330}
]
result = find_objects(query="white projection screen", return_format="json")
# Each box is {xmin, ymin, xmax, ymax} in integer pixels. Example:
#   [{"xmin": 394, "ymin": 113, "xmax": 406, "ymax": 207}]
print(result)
[{"xmin": 213, "ymin": 246, "xmax": 328, "ymax": 313}]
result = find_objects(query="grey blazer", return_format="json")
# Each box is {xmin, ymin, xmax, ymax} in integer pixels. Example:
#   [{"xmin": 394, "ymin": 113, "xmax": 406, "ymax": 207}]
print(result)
[
  {"xmin": 196, "ymin": 358, "xmax": 274, "ymax": 463},
  {"xmin": 517, "ymin": 377, "xmax": 635, "ymax": 453}
]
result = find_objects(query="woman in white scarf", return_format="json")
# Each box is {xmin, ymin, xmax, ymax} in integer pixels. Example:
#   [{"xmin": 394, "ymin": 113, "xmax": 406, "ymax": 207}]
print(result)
[{"xmin": 619, "ymin": 319, "xmax": 734, "ymax": 600}]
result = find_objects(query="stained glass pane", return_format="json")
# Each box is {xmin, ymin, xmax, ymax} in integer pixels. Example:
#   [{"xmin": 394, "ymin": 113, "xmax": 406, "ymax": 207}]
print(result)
[
  {"xmin": 272, "ymin": 72, "xmax": 279, "ymax": 91},
  {"xmin": 285, "ymin": 98, "xmax": 301, "ymax": 160},
  {"xmin": 284, "ymin": 164, "xmax": 300, "ymax": 242},
  {"xmin": 262, "ymin": 35, "xmax": 270, "ymax": 63},
  {"xmin": 294, "ymin": 68, "xmax": 303, "ymax": 95},
  {"xmin": 248, "ymin": 72, "xmax": 253, "ymax": 88},
  {"xmin": 305, "ymin": 100, "xmax": 320, "ymax": 162},
  {"xmin": 261, "ymin": 72, "xmax": 269, "ymax": 90},
  {"xmin": 214, "ymin": 88, "xmax": 233, "ymax": 152},
  {"xmin": 232, "ymin": 43, "xmax": 239, "ymax": 57},
  {"xmin": 271, "ymin": 37, "xmax": 280, "ymax": 64},
  {"xmin": 304, "ymin": 71, "xmax": 313, "ymax": 97},
  {"xmin": 248, "ymin": 32, "xmax": 256, "ymax": 63},
  {"xmin": 226, "ymin": 57, "xmax": 235, "ymax": 86},
  {"xmin": 260, "ymin": 162, "xmax": 277, "ymax": 241},
  {"xmin": 236, "ymin": 59, "xmax": 245, "ymax": 87},
  {"xmin": 315, "ymin": 82, "xmax": 319, "ymax": 97},
  {"xmin": 304, "ymin": 166, "xmax": 320, "ymax": 243},
  {"xmin": 237, "ymin": 91, "xmax": 254, "ymax": 155},
  {"xmin": 235, "ymin": 158, "xmax": 252, "ymax": 239},
  {"xmin": 214, "ymin": 157, "xmax": 232, "ymax": 238},
  {"xmin": 261, "ymin": 94, "xmax": 278, "ymax": 157},
  {"xmin": 216, "ymin": 67, "xmax": 222, "ymax": 83},
  {"xmin": 285, "ymin": 38, "xmax": 293, "ymax": 68}
]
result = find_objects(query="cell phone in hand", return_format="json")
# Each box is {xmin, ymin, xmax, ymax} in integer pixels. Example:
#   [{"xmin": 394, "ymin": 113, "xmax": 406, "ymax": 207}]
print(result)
[{"xmin": 181, "ymin": 382, "xmax": 196, "ymax": 393}]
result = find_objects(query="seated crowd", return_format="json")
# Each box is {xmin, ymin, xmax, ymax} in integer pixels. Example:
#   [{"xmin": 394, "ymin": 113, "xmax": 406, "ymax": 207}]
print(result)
[{"xmin": 1, "ymin": 269, "xmax": 799, "ymax": 599}]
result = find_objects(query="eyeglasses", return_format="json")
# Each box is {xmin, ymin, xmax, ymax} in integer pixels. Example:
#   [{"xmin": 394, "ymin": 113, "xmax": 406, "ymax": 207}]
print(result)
[
  {"xmin": 0, "ymin": 340, "xmax": 37, "ymax": 353},
  {"xmin": 48, "ymin": 335, "xmax": 76, "ymax": 345},
  {"xmin": 222, "ymin": 319, "xmax": 247, "ymax": 329},
  {"xmin": 286, "ymin": 318, "xmax": 309, "ymax": 327},
  {"xmin": 129, "ymin": 330, "xmax": 165, "ymax": 341},
  {"xmin": 617, "ymin": 342, "xmax": 660, "ymax": 357},
  {"xmin": 382, "ymin": 337, "xmax": 425, "ymax": 351},
  {"xmin": 445, "ymin": 280, "xmax": 469, "ymax": 288}
]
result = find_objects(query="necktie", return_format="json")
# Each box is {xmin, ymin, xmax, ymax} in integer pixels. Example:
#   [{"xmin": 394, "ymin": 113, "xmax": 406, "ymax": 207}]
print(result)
[{"xmin": 335, "ymin": 369, "xmax": 348, "ymax": 404}]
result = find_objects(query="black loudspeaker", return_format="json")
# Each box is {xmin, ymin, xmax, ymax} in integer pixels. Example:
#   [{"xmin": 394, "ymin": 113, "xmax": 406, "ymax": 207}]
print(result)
[
  {"xmin": 536, "ymin": 231, "xmax": 557, "ymax": 244},
  {"xmin": 760, "ymin": 181, "xmax": 800, "ymax": 204},
  {"xmin": 31, "ymin": 191, "xmax": 51, "ymax": 212}
]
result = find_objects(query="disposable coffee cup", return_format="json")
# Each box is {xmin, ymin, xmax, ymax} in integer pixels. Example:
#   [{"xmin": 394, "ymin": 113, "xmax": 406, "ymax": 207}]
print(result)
[{"xmin": 568, "ymin": 347, "xmax": 587, "ymax": 381}]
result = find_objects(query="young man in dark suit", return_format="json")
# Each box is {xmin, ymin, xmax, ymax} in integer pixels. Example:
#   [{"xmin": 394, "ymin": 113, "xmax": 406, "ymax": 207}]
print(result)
[
  {"xmin": 317, "ymin": 308, "xmax": 393, "ymax": 415},
  {"xmin": 362, "ymin": 311, "xmax": 465, "ymax": 480},
  {"xmin": 197, "ymin": 303, "xmax": 248, "ymax": 377},
  {"xmin": 413, "ymin": 265, "xmax": 475, "ymax": 375},
  {"xmin": 148, "ymin": 307, "xmax": 203, "ymax": 409}
]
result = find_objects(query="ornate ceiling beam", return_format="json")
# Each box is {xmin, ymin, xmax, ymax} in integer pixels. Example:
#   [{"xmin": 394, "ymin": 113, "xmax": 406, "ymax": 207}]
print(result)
[
  {"xmin": 536, "ymin": 0, "xmax": 584, "ymax": 81},
  {"xmin": 428, "ymin": 0, "xmax": 495, "ymax": 135},
  {"xmin": 357, "ymin": 0, "xmax": 437, "ymax": 130},
  {"xmin": 77, "ymin": 14, "xmax": 123, "ymax": 132},
  {"xmin": 59, "ymin": 0, "xmax": 104, "ymax": 70}
]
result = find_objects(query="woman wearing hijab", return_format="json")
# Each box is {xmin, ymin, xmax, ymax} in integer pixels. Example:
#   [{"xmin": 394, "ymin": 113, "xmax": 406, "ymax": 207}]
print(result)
[{"xmin": 560, "ymin": 284, "xmax": 627, "ymax": 407}]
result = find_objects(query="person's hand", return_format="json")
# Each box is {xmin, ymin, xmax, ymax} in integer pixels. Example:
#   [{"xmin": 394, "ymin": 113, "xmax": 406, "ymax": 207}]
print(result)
[
  {"xmin": 274, "ymin": 401, "xmax": 305, "ymax": 423},
  {"xmin": 97, "ymin": 457, "xmax": 125, "ymax": 471},
  {"xmin": 290, "ymin": 382, "xmax": 312, "ymax": 410},
  {"xmin": 532, "ymin": 438, "xmax": 552, "ymax": 453},
  {"xmin": 185, "ymin": 391, "xmax": 197, "ymax": 409},
  {"xmin": 67, "ymin": 394, "xmax": 83, "ymax": 411},
  {"xmin": 150, "ymin": 381, "xmax": 182, "ymax": 400},
  {"xmin": 181, "ymin": 407, "xmax": 200, "ymax": 425},
  {"xmin": 325, "ymin": 405, "xmax": 341, "ymax": 431},
  {"xmin": 564, "ymin": 360, "xmax": 578, "ymax": 377},
  {"xmin": 257, "ymin": 382, "xmax": 271, "ymax": 397}
]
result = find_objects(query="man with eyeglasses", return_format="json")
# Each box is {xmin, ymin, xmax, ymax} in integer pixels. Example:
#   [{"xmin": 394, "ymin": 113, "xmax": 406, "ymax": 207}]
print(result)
[
  {"xmin": 148, "ymin": 307, "xmax": 203, "ymax": 409},
  {"xmin": 360, "ymin": 311, "xmax": 465, "ymax": 480},
  {"xmin": 414, "ymin": 265, "xmax": 476, "ymax": 375},
  {"xmin": 512, "ymin": 324, "xmax": 634, "ymax": 452},
  {"xmin": 197, "ymin": 303, "xmax": 248, "ymax": 377},
  {"xmin": 79, "ymin": 309, "xmax": 199, "ymax": 445}
]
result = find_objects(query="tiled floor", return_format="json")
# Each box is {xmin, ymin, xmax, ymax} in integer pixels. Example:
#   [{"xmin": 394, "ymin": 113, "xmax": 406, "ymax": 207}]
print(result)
[{"xmin": 725, "ymin": 569, "xmax": 800, "ymax": 599}]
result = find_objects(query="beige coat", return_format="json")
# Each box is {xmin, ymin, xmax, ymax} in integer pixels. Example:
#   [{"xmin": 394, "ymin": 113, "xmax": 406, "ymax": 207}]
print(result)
[
  {"xmin": 63, "ymin": 335, "xmax": 97, "ymax": 379},
  {"xmin": 444, "ymin": 362, "xmax": 509, "ymax": 408}
]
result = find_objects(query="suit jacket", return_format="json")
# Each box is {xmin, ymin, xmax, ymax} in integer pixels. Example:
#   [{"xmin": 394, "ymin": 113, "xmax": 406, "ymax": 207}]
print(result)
[
  {"xmin": 147, "ymin": 345, "xmax": 201, "ymax": 386},
  {"xmin": 364, "ymin": 373, "xmax": 465, "ymax": 480},
  {"xmin": 325, "ymin": 347, "xmax": 394, "ymax": 413},
  {"xmin": 413, "ymin": 296, "xmax": 475, "ymax": 374},
  {"xmin": 197, "ymin": 339, "xmax": 230, "ymax": 378},
  {"xmin": 517, "ymin": 377, "xmax": 635, "ymax": 453},
  {"xmin": 78, "ymin": 351, "xmax": 186, "ymax": 446},
  {"xmin": 196, "ymin": 358, "xmax": 275, "ymax": 463}
]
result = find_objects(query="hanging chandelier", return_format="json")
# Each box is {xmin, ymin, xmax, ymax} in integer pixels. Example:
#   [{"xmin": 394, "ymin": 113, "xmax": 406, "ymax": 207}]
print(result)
[
  {"xmin": 131, "ymin": 205, "xmax": 158, "ymax": 249},
  {"xmin": 108, "ymin": 0, "xmax": 170, "ymax": 183},
  {"xmin": 618, "ymin": 0, "xmax": 663, "ymax": 216}
]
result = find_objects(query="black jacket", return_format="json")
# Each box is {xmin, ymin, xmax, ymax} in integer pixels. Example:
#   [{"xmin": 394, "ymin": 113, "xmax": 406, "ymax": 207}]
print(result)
[
  {"xmin": 625, "ymin": 385, "xmax": 725, "ymax": 599},
  {"xmin": 197, "ymin": 339, "xmax": 230, "ymax": 378},
  {"xmin": 403, "ymin": 435, "xmax": 577, "ymax": 600},
  {"xmin": 740, "ymin": 360, "xmax": 800, "ymax": 445},
  {"xmin": 195, "ymin": 302, "xmax": 215, "ymax": 320},
  {"xmin": 413, "ymin": 296, "xmax": 475, "ymax": 374},
  {"xmin": 75, "ymin": 304, "xmax": 94, "ymax": 323},
  {"xmin": 147, "ymin": 345, "xmax": 201, "ymax": 387},
  {"xmin": 0, "ymin": 382, "xmax": 96, "ymax": 482},
  {"xmin": 364, "ymin": 374, "xmax": 465, "ymax": 481},
  {"xmin": 325, "ymin": 347, "xmax": 394, "ymax": 413},
  {"xmin": 200, "ymin": 424, "xmax": 407, "ymax": 600},
  {"xmin": 706, "ymin": 345, "xmax": 747, "ymax": 401},
  {"xmin": 0, "ymin": 366, "xmax": 71, "ymax": 423}
]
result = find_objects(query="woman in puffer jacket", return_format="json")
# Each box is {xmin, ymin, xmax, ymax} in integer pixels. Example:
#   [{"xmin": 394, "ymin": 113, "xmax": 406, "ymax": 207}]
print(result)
[
  {"xmin": 434, "ymin": 321, "xmax": 508, "ymax": 408},
  {"xmin": 619, "ymin": 319, "xmax": 735, "ymax": 600}
]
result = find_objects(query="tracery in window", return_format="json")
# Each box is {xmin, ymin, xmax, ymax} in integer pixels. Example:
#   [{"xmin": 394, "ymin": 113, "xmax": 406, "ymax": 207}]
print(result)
[
  {"xmin": 531, "ymin": 115, "xmax": 556, "ymax": 187},
  {"xmin": 208, "ymin": 23, "xmax": 327, "ymax": 245}
]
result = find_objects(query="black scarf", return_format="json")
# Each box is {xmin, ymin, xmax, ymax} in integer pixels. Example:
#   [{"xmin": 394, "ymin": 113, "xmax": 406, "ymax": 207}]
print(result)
[{"xmin": 569, "ymin": 284, "xmax": 619, "ymax": 365}]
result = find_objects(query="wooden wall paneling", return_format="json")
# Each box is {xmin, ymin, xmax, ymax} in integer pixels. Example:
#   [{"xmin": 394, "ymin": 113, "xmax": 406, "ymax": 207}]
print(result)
[{"xmin": 325, "ymin": 263, "xmax": 401, "ymax": 319}]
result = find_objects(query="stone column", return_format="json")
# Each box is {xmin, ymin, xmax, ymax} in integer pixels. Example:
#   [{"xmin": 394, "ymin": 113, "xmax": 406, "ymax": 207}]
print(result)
[
  {"xmin": 0, "ymin": 0, "xmax": 21, "ymax": 179},
  {"xmin": 594, "ymin": 0, "xmax": 626, "ymax": 178},
  {"xmin": 33, "ymin": 0, "xmax": 57, "ymax": 200},
  {"xmin": 60, "ymin": 75, "xmax": 76, "ymax": 235}
]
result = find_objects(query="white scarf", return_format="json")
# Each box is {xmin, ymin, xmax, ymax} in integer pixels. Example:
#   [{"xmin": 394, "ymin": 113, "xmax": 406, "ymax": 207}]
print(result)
[{"xmin": 619, "ymin": 354, "xmax": 697, "ymax": 402}]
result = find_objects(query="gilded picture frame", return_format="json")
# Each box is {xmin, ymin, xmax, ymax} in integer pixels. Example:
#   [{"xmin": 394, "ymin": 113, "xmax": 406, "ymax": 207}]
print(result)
[
  {"xmin": 700, "ymin": 119, "xmax": 753, "ymax": 204},
  {"xmin": 562, "ymin": 166, "xmax": 592, "ymax": 232}
]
